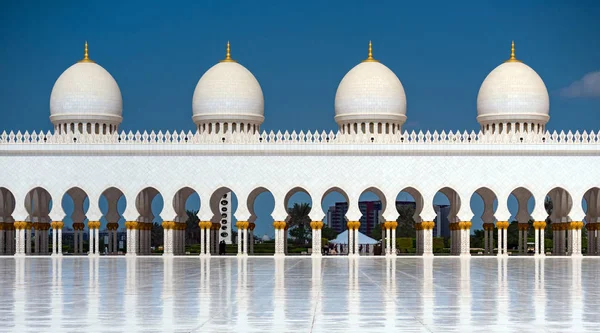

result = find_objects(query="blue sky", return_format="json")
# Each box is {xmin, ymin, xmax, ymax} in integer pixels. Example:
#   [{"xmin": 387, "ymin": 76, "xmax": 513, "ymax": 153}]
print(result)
[{"xmin": 1, "ymin": 1, "xmax": 598, "ymax": 237}]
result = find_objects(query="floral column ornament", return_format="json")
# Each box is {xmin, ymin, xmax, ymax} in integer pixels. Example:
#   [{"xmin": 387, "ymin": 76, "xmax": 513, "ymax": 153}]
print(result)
[
  {"xmin": 421, "ymin": 221, "xmax": 435, "ymax": 257},
  {"xmin": 273, "ymin": 221, "xmax": 286, "ymax": 257},
  {"xmin": 125, "ymin": 221, "xmax": 138, "ymax": 256},
  {"xmin": 310, "ymin": 221, "xmax": 323, "ymax": 257},
  {"xmin": 13, "ymin": 221, "xmax": 26, "ymax": 256},
  {"xmin": 161, "ymin": 221, "xmax": 174, "ymax": 256},
  {"xmin": 459, "ymin": 221, "xmax": 472, "ymax": 257}
]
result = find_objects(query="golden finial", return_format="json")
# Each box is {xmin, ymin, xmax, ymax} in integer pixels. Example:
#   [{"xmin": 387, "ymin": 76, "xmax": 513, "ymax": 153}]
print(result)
[
  {"xmin": 78, "ymin": 41, "xmax": 95, "ymax": 63},
  {"xmin": 362, "ymin": 40, "xmax": 378, "ymax": 62},
  {"xmin": 505, "ymin": 40, "xmax": 521, "ymax": 63},
  {"xmin": 220, "ymin": 41, "xmax": 236, "ymax": 63}
]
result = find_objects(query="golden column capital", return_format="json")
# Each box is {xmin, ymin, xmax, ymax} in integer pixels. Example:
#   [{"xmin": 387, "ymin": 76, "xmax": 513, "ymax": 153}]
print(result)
[
  {"xmin": 87, "ymin": 221, "xmax": 101, "ymax": 229},
  {"xmin": 236, "ymin": 221, "xmax": 249, "ymax": 230},
  {"xmin": 421, "ymin": 221, "xmax": 435, "ymax": 230},
  {"xmin": 346, "ymin": 221, "xmax": 360, "ymax": 230},
  {"xmin": 272, "ymin": 221, "xmax": 286, "ymax": 230},
  {"xmin": 125, "ymin": 221, "xmax": 138, "ymax": 230},
  {"xmin": 496, "ymin": 221, "xmax": 510, "ymax": 230},
  {"xmin": 310, "ymin": 221, "xmax": 324, "ymax": 230}
]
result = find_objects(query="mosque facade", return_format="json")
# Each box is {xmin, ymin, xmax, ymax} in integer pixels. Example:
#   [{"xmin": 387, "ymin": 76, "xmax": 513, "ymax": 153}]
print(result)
[{"xmin": 0, "ymin": 41, "xmax": 598, "ymax": 258}]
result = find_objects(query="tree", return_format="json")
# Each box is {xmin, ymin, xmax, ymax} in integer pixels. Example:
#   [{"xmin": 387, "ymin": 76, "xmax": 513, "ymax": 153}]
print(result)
[
  {"xmin": 370, "ymin": 224, "xmax": 382, "ymax": 241},
  {"xmin": 185, "ymin": 209, "xmax": 201, "ymax": 245},
  {"xmin": 321, "ymin": 225, "xmax": 338, "ymax": 240},
  {"xmin": 471, "ymin": 229, "xmax": 485, "ymax": 248},
  {"xmin": 395, "ymin": 203, "xmax": 416, "ymax": 237},
  {"xmin": 287, "ymin": 203, "xmax": 311, "ymax": 245}
]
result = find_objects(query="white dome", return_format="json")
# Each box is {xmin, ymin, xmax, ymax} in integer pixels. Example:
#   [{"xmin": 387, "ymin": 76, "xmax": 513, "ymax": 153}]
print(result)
[
  {"xmin": 50, "ymin": 61, "xmax": 123, "ymax": 125},
  {"xmin": 334, "ymin": 61, "xmax": 407, "ymax": 125},
  {"xmin": 192, "ymin": 61, "xmax": 264, "ymax": 125},
  {"xmin": 477, "ymin": 61, "xmax": 549, "ymax": 124}
]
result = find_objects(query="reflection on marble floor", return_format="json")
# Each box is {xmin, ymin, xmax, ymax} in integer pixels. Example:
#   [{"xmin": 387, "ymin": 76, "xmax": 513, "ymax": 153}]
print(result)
[{"xmin": 1, "ymin": 257, "xmax": 599, "ymax": 333}]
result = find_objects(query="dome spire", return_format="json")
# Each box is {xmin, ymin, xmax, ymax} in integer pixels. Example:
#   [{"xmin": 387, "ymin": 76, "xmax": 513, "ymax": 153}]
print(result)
[
  {"xmin": 362, "ymin": 40, "xmax": 379, "ymax": 63},
  {"xmin": 220, "ymin": 41, "xmax": 236, "ymax": 63},
  {"xmin": 78, "ymin": 41, "xmax": 95, "ymax": 63},
  {"xmin": 505, "ymin": 40, "xmax": 521, "ymax": 63}
]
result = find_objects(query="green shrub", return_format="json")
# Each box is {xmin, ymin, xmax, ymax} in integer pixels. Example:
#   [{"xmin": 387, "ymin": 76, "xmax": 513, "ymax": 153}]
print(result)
[
  {"xmin": 433, "ymin": 237, "xmax": 445, "ymax": 252},
  {"xmin": 544, "ymin": 239, "xmax": 553, "ymax": 252},
  {"xmin": 396, "ymin": 237, "xmax": 413, "ymax": 253}
]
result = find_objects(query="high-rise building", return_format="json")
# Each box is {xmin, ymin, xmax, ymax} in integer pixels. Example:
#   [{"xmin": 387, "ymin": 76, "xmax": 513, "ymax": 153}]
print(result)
[{"xmin": 327, "ymin": 200, "xmax": 451, "ymax": 238}]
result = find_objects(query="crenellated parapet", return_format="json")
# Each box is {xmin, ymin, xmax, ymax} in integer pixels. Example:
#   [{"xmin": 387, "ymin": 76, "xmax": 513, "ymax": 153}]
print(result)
[{"xmin": 1, "ymin": 129, "xmax": 599, "ymax": 146}]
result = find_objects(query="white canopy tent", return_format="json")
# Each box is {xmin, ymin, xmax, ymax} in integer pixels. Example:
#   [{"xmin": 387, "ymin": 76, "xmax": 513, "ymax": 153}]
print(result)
[{"xmin": 330, "ymin": 230, "xmax": 379, "ymax": 245}]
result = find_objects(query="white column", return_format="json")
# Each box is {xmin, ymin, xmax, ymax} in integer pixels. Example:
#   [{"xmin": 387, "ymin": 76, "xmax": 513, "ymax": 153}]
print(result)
[
  {"xmin": 200, "ymin": 227, "xmax": 205, "ymax": 256},
  {"xmin": 95, "ymin": 228, "xmax": 100, "ymax": 255},
  {"xmin": 52, "ymin": 227, "xmax": 57, "ymax": 255},
  {"xmin": 237, "ymin": 228, "xmax": 242, "ymax": 256},
  {"xmin": 14, "ymin": 229, "xmax": 21, "ymax": 255},
  {"xmin": 385, "ymin": 228, "xmax": 390, "ymax": 255},
  {"xmin": 503, "ymin": 228, "xmax": 508, "ymax": 255},
  {"xmin": 58, "ymin": 229, "xmax": 62, "ymax": 255},
  {"xmin": 126, "ymin": 228, "xmax": 132, "ymax": 255},
  {"xmin": 534, "ymin": 228, "xmax": 540, "ymax": 256},
  {"xmin": 423, "ymin": 226, "xmax": 433, "ymax": 257},
  {"xmin": 89, "ymin": 227, "xmax": 94, "ymax": 255},
  {"xmin": 206, "ymin": 227, "xmax": 211, "ymax": 257},
  {"xmin": 391, "ymin": 228, "xmax": 396, "ymax": 256},
  {"xmin": 243, "ymin": 228, "xmax": 248, "ymax": 256},
  {"xmin": 132, "ymin": 229, "xmax": 137, "ymax": 255},
  {"xmin": 311, "ymin": 227, "xmax": 318, "ymax": 257},
  {"xmin": 354, "ymin": 227, "xmax": 359, "ymax": 255},
  {"xmin": 497, "ymin": 228, "xmax": 503, "ymax": 256}
]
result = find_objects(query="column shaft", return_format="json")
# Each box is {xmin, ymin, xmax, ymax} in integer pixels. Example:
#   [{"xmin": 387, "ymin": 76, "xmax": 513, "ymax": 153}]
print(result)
[
  {"xmin": 503, "ymin": 228, "xmax": 508, "ymax": 254},
  {"xmin": 497, "ymin": 228, "xmax": 503, "ymax": 256},
  {"xmin": 89, "ymin": 228, "xmax": 94, "ymax": 255},
  {"xmin": 237, "ymin": 228, "xmax": 242, "ymax": 255},
  {"xmin": 206, "ymin": 228, "xmax": 211, "ymax": 256}
]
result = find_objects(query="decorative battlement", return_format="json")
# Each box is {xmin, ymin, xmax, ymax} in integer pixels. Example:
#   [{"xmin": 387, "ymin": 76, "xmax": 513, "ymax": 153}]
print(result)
[{"xmin": 0, "ymin": 129, "xmax": 599, "ymax": 146}]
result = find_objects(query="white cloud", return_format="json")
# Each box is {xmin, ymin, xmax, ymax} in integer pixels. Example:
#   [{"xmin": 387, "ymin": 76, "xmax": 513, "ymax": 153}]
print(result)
[{"xmin": 560, "ymin": 71, "xmax": 600, "ymax": 98}]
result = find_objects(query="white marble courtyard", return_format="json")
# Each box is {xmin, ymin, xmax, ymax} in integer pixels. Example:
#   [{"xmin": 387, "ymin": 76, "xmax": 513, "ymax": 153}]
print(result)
[{"xmin": 0, "ymin": 256, "xmax": 599, "ymax": 332}]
